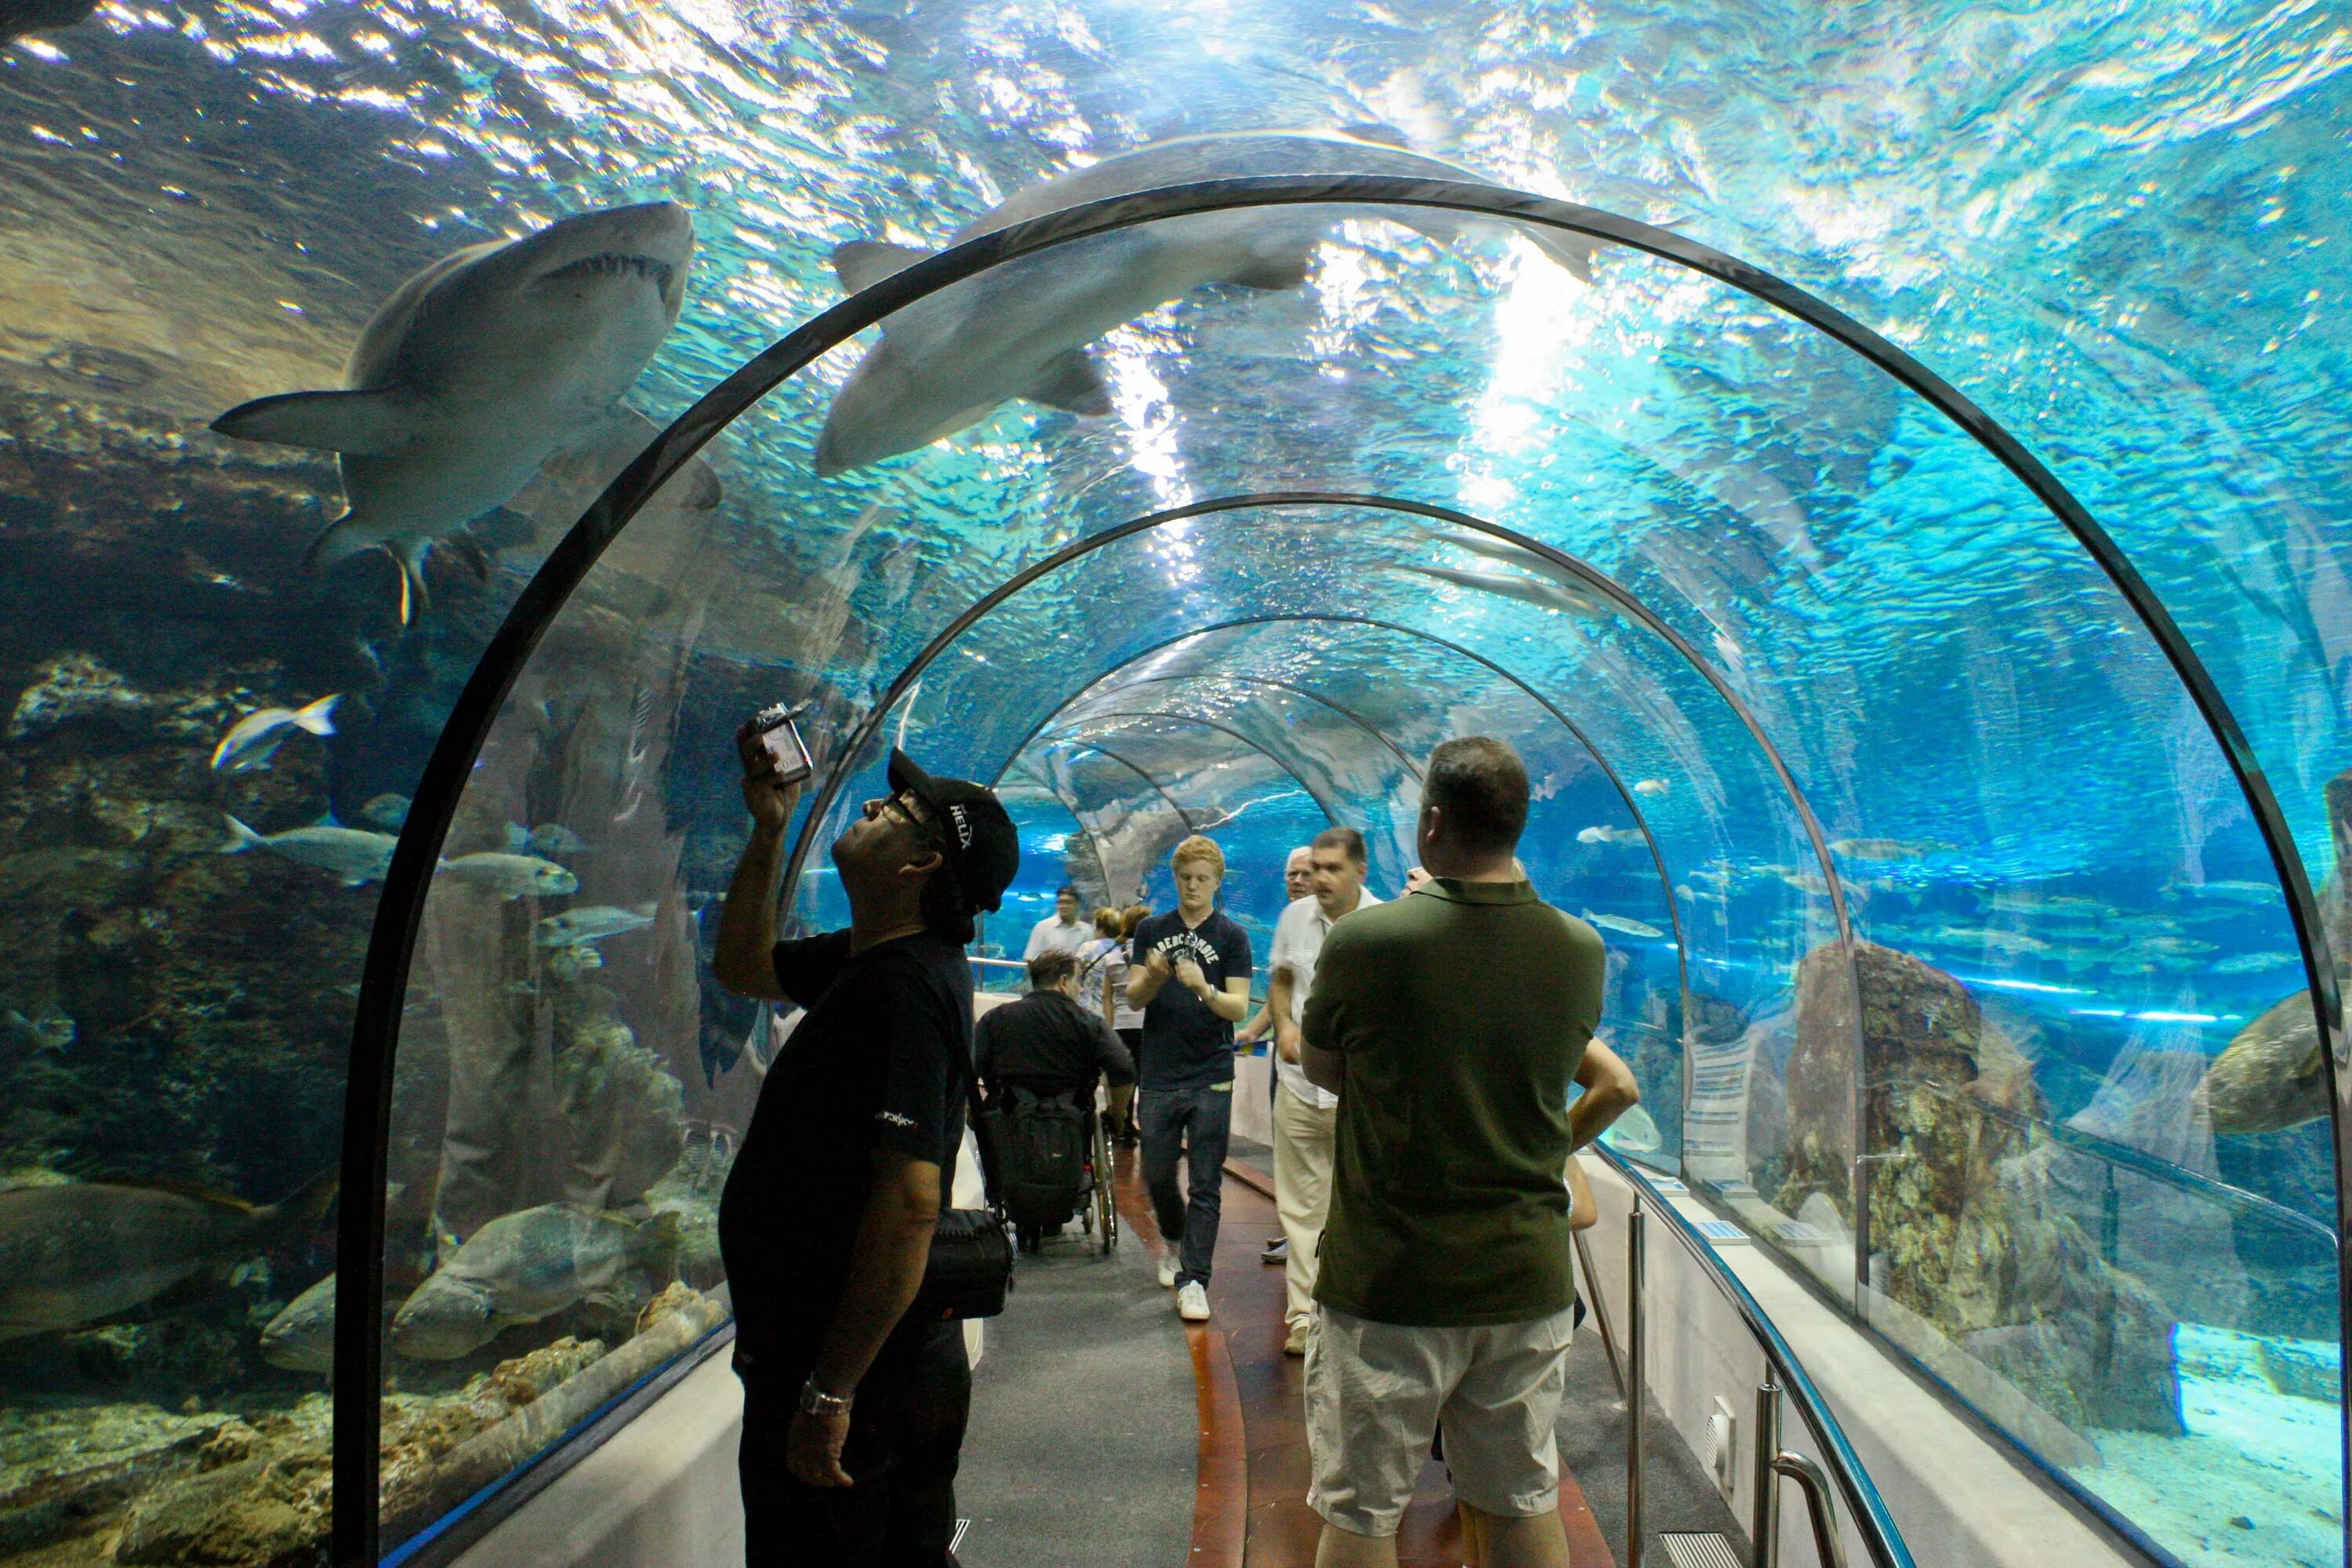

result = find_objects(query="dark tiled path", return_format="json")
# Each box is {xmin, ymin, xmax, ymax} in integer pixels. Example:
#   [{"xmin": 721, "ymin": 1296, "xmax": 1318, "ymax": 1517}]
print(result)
[{"xmin": 1115, "ymin": 1152, "xmax": 1615, "ymax": 1568}]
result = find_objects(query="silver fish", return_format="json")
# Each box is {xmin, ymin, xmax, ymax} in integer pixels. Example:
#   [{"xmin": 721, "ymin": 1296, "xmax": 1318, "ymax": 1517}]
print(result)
[
  {"xmin": 508, "ymin": 822, "xmax": 589, "ymax": 859},
  {"xmin": 534, "ymin": 904, "xmax": 658, "ymax": 948},
  {"xmin": 1582, "ymin": 909, "xmax": 1666, "ymax": 939},
  {"xmin": 389, "ymin": 1204, "xmax": 676, "ymax": 1359},
  {"xmin": 210, "ymin": 203, "xmax": 695, "ymax": 614},
  {"xmin": 1385, "ymin": 562, "xmax": 1604, "ymax": 617},
  {"xmin": 439, "ymin": 852, "xmax": 579, "ymax": 900},
  {"xmin": 0, "ymin": 1171, "xmax": 336, "ymax": 1341},
  {"xmin": 209, "ymin": 694, "xmax": 339, "ymax": 772},
  {"xmin": 1577, "ymin": 826, "xmax": 1644, "ymax": 847},
  {"xmin": 1632, "ymin": 779, "xmax": 1671, "ymax": 797},
  {"xmin": 1828, "ymin": 837, "xmax": 1948, "ymax": 861},
  {"xmin": 2216, "ymin": 952, "xmax": 2299, "ymax": 975},
  {"xmin": 813, "ymin": 131, "xmax": 1603, "ymax": 474},
  {"xmin": 359, "ymin": 793, "xmax": 412, "ymax": 830},
  {"xmin": 220, "ymin": 814, "xmax": 398, "ymax": 887},
  {"xmin": 258, "ymin": 1274, "xmax": 337, "ymax": 1373}
]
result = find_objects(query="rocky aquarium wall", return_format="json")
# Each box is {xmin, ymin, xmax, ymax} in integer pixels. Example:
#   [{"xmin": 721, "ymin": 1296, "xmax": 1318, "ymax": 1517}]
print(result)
[{"xmin": 3, "ymin": 2, "xmax": 2350, "ymax": 1568}]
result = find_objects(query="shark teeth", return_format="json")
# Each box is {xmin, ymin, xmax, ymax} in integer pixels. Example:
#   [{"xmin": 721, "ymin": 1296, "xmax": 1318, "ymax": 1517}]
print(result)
[{"xmin": 542, "ymin": 252, "xmax": 675, "ymax": 296}]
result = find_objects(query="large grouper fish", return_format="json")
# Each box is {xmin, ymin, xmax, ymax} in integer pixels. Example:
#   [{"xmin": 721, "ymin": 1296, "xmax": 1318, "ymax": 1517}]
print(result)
[
  {"xmin": 812, "ymin": 129, "xmax": 1608, "ymax": 475},
  {"xmin": 0, "ymin": 1171, "xmax": 336, "ymax": 1341},
  {"xmin": 210, "ymin": 201, "xmax": 698, "ymax": 616},
  {"xmin": 390, "ymin": 1203, "xmax": 677, "ymax": 1360}
]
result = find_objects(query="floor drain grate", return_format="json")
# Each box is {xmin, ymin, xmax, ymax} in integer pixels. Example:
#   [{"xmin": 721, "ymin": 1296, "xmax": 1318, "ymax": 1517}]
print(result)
[{"xmin": 1660, "ymin": 1533, "xmax": 1742, "ymax": 1568}]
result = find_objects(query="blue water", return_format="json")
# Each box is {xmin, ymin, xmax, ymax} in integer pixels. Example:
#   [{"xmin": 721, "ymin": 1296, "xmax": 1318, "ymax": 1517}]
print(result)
[{"xmin": 1, "ymin": 1, "xmax": 2348, "ymax": 1563}]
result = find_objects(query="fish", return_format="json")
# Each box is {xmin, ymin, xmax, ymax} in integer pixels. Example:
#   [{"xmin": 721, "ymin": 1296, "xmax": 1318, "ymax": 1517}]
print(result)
[
  {"xmin": 258, "ymin": 1274, "xmax": 337, "ymax": 1373},
  {"xmin": 389, "ymin": 1203, "xmax": 677, "ymax": 1359},
  {"xmin": 2169, "ymin": 879, "xmax": 2285, "ymax": 905},
  {"xmin": 209, "ymin": 695, "xmax": 339, "ymax": 772},
  {"xmin": 2216, "ymin": 952, "xmax": 2299, "ymax": 975},
  {"xmin": 1582, "ymin": 910, "xmax": 1666, "ymax": 939},
  {"xmin": 5, "ymin": 1003, "xmax": 74, "ymax": 1052},
  {"xmin": 1828, "ymin": 838, "xmax": 1947, "ymax": 861},
  {"xmin": 1632, "ymin": 779, "xmax": 1671, "ymax": 797},
  {"xmin": 220, "ymin": 813, "xmax": 399, "ymax": 887},
  {"xmin": 812, "ymin": 130, "xmax": 1604, "ymax": 474},
  {"xmin": 507, "ymin": 822, "xmax": 589, "ymax": 859},
  {"xmin": 1602, "ymin": 1102, "xmax": 1663, "ymax": 1153},
  {"xmin": 359, "ymin": 793, "xmax": 412, "ymax": 830},
  {"xmin": 1385, "ymin": 562, "xmax": 1605, "ymax": 618},
  {"xmin": 0, "ymin": 1171, "xmax": 336, "ymax": 1341},
  {"xmin": 534, "ymin": 903, "xmax": 658, "ymax": 947},
  {"xmin": 2197, "ymin": 992, "xmax": 2328, "ymax": 1133},
  {"xmin": 438, "ymin": 852, "xmax": 579, "ymax": 900},
  {"xmin": 1577, "ymin": 826, "xmax": 1644, "ymax": 847},
  {"xmin": 210, "ymin": 201, "xmax": 695, "ymax": 614}
]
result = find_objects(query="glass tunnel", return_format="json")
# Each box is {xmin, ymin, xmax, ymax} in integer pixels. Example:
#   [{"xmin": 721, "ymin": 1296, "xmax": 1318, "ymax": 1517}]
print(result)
[{"xmin": 0, "ymin": 4, "xmax": 2347, "ymax": 1567}]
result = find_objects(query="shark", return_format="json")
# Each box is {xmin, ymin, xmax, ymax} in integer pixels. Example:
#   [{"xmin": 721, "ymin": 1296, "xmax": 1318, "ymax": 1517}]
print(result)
[
  {"xmin": 211, "ymin": 201, "xmax": 696, "ymax": 615},
  {"xmin": 813, "ymin": 130, "xmax": 1607, "ymax": 474},
  {"xmin": 1385, "ymin": 561, "xmax": 1605, "ymax": 617}
]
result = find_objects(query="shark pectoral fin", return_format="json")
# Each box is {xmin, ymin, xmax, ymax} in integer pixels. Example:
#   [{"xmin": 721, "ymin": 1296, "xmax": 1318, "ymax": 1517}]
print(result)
[
  {"xmin": 304, "ymin": 512, "xmax": 377, "ymax": 575},
  {"xmin": 1524, "ymin": 229, "xmax": 1597, "ymax": 285},
  {"xmin": 1222, "ymin": 252, "xmax": 1315, "ymax": 291},
  {"xmin": 832, "ymin": 239, "xmax": 932, "ymax": 296},
  {"xmin": 212, "ymin": 387, "xmax": 425, "ymax": 456},
  {"xmin": 1028, "ymin": 350, "xmax": 1112, "ymax": 416}
]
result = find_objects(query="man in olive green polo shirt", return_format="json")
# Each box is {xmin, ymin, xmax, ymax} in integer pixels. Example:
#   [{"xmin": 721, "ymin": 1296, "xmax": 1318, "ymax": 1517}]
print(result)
[{"xmin": 1300, "ymin": 736, "xmax": 1633, "ymax": 1568}]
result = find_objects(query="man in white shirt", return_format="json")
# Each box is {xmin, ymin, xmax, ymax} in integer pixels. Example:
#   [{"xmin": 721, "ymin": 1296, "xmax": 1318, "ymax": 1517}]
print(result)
[
  {"xmin": 1022, "ymin": 884, "xmax": 1091, "ymax": 964},
  {"xmin": 1266, "ymin": 826, "xmax": 1381, "ymax": 1356}
]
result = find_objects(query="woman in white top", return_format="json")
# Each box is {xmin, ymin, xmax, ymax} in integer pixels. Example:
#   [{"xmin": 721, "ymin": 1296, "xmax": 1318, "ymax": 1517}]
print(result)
[{"xmin": 1075, "ymin": 906, "xmax": 1142, "ymax": 1142}]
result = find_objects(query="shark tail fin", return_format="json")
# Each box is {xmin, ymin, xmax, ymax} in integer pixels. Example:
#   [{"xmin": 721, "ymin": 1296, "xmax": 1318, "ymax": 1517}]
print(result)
[
  {"xmin": 1523, "ymin": 229, "xmax": 1597, "ymax": 285},
  {"xmin": 264, "ymin": 1167, "xmax": 341, "ymax": 1232},
  {"xmin": 291, "ymin": 694, "xmax": 339, "ymax": 737},
  {"xmin": 220, "ymin": 814, "xmax": 268, "ymax": 855}
]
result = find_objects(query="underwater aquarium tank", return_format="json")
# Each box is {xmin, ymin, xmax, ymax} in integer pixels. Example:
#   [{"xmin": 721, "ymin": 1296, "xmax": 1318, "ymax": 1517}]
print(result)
[{"xmin": 0, "ymin": 0, "xmax": 2347, "ymax": 1564}]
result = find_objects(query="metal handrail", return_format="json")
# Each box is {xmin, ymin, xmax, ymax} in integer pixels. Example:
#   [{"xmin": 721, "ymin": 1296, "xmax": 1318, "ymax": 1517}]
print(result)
[
  {"xmin": 1773, "ymin": 1448, "xmax": 1853, "ymax": 1568},
  {"xmin": 1599, "ymin": 1145, "xmax": 1914, "ymax": 1568},
  {"xmin": 1905, "ymin": 1077, "xmax": 2336, "ymax": 1249}
]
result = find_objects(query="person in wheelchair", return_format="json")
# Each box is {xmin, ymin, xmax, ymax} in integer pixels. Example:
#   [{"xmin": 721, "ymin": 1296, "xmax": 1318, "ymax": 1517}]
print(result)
[{"xmin": 974, "ymin": 948, "xmax": 1136, "ymax": 1110}]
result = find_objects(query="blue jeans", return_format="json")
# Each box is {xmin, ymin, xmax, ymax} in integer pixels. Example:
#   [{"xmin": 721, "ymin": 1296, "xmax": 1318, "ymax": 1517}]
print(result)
[{"xmin": 1139, "ymin": 1080, "xmax": 1232, "ymax": 1288}]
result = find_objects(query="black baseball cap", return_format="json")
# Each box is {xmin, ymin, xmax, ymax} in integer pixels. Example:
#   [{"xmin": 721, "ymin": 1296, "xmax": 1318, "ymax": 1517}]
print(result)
[{"xmin": 888, "ymin": 748, "xmax": 1018, "ymax": 914}]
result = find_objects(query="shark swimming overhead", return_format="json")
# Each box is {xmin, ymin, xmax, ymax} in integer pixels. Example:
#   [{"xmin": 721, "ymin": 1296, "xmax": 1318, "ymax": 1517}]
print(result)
[
  {"xmin": 209, "ymin": 201, "xmax": 696, "ymax": 615},
  {"xmin": 811, "ymin": 130, "xmax": 1608, "ymax": 475}
]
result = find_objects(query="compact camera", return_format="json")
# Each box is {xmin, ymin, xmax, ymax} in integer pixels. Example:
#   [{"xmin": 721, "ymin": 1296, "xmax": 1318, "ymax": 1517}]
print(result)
[{"xmin": 739, "ymin": 702, "xmax": 815, "ymax": 786}]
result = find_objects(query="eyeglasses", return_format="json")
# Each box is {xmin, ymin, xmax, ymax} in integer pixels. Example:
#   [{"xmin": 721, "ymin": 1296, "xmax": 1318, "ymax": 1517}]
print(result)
[{"xmin": 869, "ymin": 791, "xmax": 938, "ymax": 834}]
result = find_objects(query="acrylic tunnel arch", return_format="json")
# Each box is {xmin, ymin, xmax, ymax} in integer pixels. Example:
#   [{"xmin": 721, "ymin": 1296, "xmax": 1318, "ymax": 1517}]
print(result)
[
  {"xmin": 996, "ymin": 764, "xmax": 1122, "ymax": 899},
  {"xmin": 980, "ymin": 609, "xmax": 1697, "ymax": 1031},
  {"xmin": 328, "ymin": 172, "xmax": 2345, "ymax": 1564}
]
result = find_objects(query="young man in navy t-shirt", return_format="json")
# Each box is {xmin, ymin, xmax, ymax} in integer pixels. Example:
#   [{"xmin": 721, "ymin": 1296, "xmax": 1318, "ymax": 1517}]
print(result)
[{"xmin": 1126, "ymin": 834, "xmax": 1253, "ymax": 1322}]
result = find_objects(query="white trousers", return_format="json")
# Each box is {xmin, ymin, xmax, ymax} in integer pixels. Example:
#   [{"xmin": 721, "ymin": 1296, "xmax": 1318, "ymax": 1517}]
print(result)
[{"xmin": 1273, "ymin": 1079, "xmax": 1338, "ymax": 1329}]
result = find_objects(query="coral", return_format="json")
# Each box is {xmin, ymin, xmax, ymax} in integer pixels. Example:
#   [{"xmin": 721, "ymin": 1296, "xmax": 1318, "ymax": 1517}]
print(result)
[
  {"xmin": 1777, "ymin": 941, "xmax": 2182, "ymax": 1436},
  {"xmin": 7, "ymin": 654, "xmax": 151, "ymax": 741}
]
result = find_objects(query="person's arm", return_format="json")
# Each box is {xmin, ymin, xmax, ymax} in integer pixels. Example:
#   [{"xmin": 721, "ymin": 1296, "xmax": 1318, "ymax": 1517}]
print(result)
[
  {"xmin": 1022, "ymin": 921, "xmax": 1046, "ymax": 963},
  {"xmin": 713, "ymin": 750, "xmax": 801, "ymax": 1001},
  {"xmin": 972, "ymin": 1011, "xmax": 998, "ymax": 1098},
  {"xmin": 1568, "ymin": 1039, "xmax": 1639, "ymax": 1153},
  {"xmin": 1094, "ymin": 1017, "xmax": 1136, "ymax": 1087},
  {"xmin": 1267, "ymin": 965, "xmax": 1302, "ymax": 1063},
  {"xmin": 792, "ymin": 1149, "xmax": 942, "ymax": 1486},
  {"xmin": 1127, "ymin": 942, "xmax": 1169, "ymax": 1007},
  {"xmin": 1300, "ymin": 931, "xmax": 1353, "ymax": 1092},
  {"xmin": 1235, "ymin": 1001, "xmax": 1271, "ymax": 1044}
]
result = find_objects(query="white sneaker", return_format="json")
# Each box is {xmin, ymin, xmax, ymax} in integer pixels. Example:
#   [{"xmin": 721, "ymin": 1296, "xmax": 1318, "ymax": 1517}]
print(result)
[
  {"xmin": 1156, "ymin": 1254, "xmax": 1179, "ymax": 1289},
  {"xmin": 1177, "ymin": 1281, "xmax": 1210, "ymax": 1322}
]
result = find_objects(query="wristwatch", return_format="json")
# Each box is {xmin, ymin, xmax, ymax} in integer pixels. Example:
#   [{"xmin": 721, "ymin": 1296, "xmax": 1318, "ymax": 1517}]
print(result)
[{"xmin": 797, "ymin": 1377, "xmax": 853, "ymax": 1417}]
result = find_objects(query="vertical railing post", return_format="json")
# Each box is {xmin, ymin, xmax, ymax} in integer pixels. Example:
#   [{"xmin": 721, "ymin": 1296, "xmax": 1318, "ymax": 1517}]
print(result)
[
  {"xmin": 1753, "ymin": 1381, "xmax": 1784, "ymax": 1568},
  {"xmin": 1627, "ymin": 1199, "xmax": 1646, "ymax": 1568}
]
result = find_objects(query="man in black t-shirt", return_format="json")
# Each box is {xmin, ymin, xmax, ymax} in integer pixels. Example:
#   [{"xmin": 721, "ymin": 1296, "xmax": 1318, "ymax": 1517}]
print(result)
[
  {"xmin": 713, "ymin": 739, "xmax": 1018, "ymax": 1568},
  {"xmin": 1126, "ymin": 834, "xmax": 1253, "ymax": 1323},
  {"xmin": 975, "ymin": 949, "xmax": 1136, "ymax": 1102}
]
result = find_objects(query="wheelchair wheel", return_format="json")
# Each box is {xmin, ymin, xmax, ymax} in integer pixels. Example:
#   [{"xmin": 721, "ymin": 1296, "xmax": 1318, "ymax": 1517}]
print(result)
[{"xmin": 1094, "ymin": 1115, "xmax": 1119, "ymax": 1255}]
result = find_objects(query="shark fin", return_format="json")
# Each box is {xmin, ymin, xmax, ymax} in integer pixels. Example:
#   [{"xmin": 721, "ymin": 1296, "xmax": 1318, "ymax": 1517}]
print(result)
[
  {"xmin": 1222, "ymin": 252, "xmax": 1315, "ymax": 291},
  {"xmin": 304, "ymin": 512, "xmax": 379, "ymax": 575},
  {"xmin": 832, "ymin": 239, "xmax": 931, "ymax": 296},
  {"xmin": 441, "ymin": 532, "xmax": 492, "ymax": 582},
  {"xmin": 212, "ymin": 387, "xmax": 425, "ymax": 456},
  {"xmin": 1339, "ymin": 121, "xmax": 1416, "ymax": 149},
  {"xmin": 1028, "ymin": 350, "xmax": 1112, "ymax": 416},
  {"xmin": 392, "ymin": 540, "xmax": 433, "ymax": 625}
]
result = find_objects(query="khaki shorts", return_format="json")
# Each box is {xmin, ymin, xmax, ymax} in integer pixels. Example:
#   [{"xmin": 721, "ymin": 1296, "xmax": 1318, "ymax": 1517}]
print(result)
[{"xmin": 1304, "ymin": 1302, "xmax": 1576, "ymax": 1536}]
